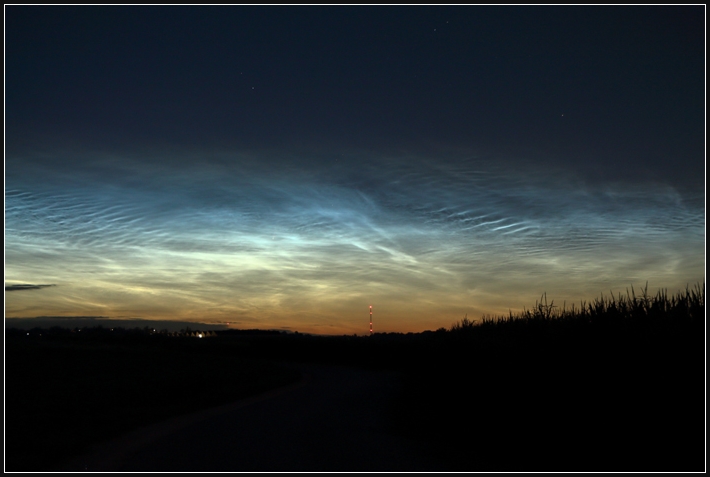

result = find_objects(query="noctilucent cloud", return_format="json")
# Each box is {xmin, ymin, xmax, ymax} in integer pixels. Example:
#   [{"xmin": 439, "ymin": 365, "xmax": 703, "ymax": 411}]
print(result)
[
  {"xmin": 6, "ymin": 151, "xmax": 703, "ymax": 334},
  {"xmin": 5, "ymin": 6, "xmax": 705, "ymax": 334}
]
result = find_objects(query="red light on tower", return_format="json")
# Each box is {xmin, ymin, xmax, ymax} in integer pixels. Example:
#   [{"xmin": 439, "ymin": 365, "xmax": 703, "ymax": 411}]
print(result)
[{"xmin": 369, "ymin": 305, "xmax": 373, "ymax": 335}]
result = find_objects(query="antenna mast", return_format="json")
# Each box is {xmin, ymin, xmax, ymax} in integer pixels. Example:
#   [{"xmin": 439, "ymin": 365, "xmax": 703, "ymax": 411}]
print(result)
[{"xmin": 369, "ymin": 305, "xmax": 373, "ymax": 335}]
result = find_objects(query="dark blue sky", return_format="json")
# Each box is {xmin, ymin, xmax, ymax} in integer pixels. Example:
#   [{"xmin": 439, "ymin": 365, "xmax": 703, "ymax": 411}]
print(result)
[
  {"xmin": 5, "ymin": 6, "xmax": 705, "ymax": 333},
  {"xmin": 8, "ymin": 7, "xmax": 705, "ymax": 182}
]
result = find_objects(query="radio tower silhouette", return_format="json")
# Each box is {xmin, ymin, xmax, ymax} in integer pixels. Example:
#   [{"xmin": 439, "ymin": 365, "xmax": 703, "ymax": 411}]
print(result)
[{"xmin": 369, "ymin": 305, "xmax": 373, "ymax": 335}]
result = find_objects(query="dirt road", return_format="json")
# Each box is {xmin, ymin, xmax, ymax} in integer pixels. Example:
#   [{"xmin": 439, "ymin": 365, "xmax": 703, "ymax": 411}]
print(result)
[{"xmin": 58, "ymin": 363, "xmax": 449, "ymax": 472}]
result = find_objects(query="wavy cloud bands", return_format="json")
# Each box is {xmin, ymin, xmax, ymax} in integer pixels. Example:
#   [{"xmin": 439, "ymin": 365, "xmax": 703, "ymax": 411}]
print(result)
[{"xmin": 5, "ymin": 151, "xmax": 704, "ymax": 334}]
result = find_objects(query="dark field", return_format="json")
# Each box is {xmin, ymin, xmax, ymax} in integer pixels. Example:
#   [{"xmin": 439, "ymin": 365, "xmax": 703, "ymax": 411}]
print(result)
[
  {"xmin": 5, "ymin": 284, "xmax": 705, "ymax": 471},
  {"xmin": 5, "ymin": 330, "xmax": 301, "ymax": 471}
]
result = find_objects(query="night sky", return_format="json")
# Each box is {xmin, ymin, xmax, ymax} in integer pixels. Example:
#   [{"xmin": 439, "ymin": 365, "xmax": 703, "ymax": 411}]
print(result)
[{"xmin": 5, "ymin": 6, "xmax": 705, "ymax": 334}]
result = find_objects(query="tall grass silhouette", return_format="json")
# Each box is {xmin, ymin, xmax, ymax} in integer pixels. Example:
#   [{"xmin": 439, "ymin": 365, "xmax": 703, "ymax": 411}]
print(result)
[{"xmin": 452, "ymin": 282, "xmax": 704, "ymax": 329}]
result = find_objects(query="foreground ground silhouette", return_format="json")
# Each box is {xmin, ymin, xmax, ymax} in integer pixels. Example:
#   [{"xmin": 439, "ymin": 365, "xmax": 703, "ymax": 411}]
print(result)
[{"xmin": 6, "ymin": 284, "xmax": 705, "ymax": 471}]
